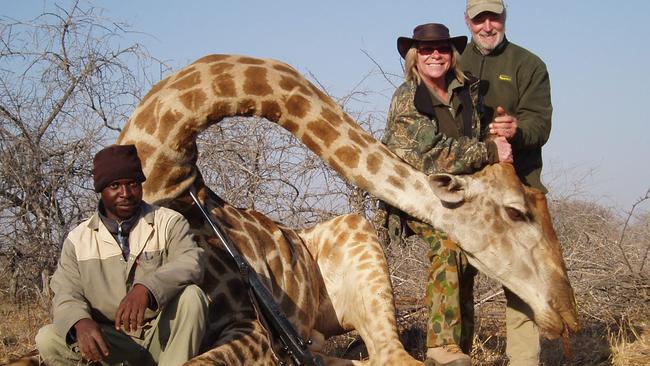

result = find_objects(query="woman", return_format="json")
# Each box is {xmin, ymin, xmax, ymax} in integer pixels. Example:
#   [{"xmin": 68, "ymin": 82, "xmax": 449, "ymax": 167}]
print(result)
[{"xmin": 382, "ymin": 23, "xmax": 512, "ymax": 365}]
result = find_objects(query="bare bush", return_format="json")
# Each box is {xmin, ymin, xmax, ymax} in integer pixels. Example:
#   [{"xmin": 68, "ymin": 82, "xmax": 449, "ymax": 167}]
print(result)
[
  {"xmin": 549, "ymin": 191, "xmax": 650, "ymax": 325},
  {"xmin": 0, "ymin": 1, "xmax": 162, "ymax": 303}
]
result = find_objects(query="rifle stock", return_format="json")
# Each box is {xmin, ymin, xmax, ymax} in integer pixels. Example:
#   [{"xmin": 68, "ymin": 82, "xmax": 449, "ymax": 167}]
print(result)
[{"xmin": 189, "ymin": 190, "xmax": 324, "ymax": 366}]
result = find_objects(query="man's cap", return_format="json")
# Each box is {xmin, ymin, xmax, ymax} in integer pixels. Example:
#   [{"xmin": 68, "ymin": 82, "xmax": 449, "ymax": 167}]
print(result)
[
  {"xmin": 466, "ymin": 0, "xmax": 505, "ymax": 19},
  {"xmin": 397, "ymin": 23, "xmax": 467, "ymax": 59},
  {"xmin": 93, "ymin": 144, "xmax": 146, "ymax": 192}
]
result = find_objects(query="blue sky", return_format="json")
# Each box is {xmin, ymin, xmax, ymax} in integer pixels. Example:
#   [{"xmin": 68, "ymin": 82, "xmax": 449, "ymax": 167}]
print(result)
[{"xmin": 8, "ymin": 1, "xmax": 650, "ymax": 212}]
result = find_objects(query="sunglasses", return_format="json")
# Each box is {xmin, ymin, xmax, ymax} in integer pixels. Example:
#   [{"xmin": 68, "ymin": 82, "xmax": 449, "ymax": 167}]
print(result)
[{"xmin": 417, "ymin": 44, "xmax": 452, "ymax": 55}]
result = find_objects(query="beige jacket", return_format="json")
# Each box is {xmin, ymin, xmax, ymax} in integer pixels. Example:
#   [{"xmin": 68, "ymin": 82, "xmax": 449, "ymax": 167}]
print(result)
[{"xmin": 50, "ymin": 202, "xmax": 204, "ymax": 338}]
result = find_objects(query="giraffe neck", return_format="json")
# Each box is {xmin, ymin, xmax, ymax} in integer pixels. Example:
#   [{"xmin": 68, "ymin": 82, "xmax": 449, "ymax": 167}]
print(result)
[{"xmin": 118, "ymin": 54, "xmax": 445, "ymax": 227}]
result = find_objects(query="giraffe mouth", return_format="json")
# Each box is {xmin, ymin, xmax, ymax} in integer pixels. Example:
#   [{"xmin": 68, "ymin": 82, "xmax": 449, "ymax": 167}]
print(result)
[{"xmin": 535, "ymin": 295, "xmax": 580, "ymax": 360}]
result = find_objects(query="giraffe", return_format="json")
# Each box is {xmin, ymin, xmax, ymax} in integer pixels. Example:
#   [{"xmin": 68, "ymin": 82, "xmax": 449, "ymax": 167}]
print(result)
[{"xmin": 112, "ymin": 54, "xmax": 579, "ymax": 365}]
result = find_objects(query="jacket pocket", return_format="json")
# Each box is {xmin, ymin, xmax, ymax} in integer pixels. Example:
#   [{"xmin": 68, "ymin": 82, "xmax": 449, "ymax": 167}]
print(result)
[{"xmin": 135, "ymin": 251, "xmax": 163, "ymax": 279}]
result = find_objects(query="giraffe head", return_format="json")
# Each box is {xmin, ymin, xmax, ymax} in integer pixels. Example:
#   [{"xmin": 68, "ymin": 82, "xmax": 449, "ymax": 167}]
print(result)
[{"xmin": 428, "ymin": 163, "xmax": 579, "ymax": 339}]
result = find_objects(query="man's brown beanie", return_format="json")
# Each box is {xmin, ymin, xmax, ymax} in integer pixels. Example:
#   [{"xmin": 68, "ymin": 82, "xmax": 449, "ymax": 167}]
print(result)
[{"xmin": 93, "ymin": 144, "xmax": 146, "ymax": 192}]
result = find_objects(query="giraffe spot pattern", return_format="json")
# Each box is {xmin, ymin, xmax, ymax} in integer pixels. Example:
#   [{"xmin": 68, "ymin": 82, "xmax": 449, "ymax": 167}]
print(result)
[
  {"xmin": 226, "ymin": 278, "xmax": 247, "ymax": 300},
  {"xmin": 414, "ymin": 180, "xmax": 424, "ymax": 192},
  {"xmin": 118, "ymin": 123, "xmax": 131, "ymax": 143},
  {"xmin": 180, "ymin": 89, "xmax": 207, "ymax": 112},
  {"xmin": 366, "ymin": 152, "xmax": 383, "ymax": 175},
  {"xmin": 207, "ymin": 101, "xmax": 233, "ymax": 122},
  {"xmin": 145, "ymin": 152, "xmax": 177, "ymax": 193},
  {"xmin": 158, "ymin": 109, "xmax": 184, "ymax": 144},
  {"xmin": 335, "ymin": 146, "xmax": 360, "ymax": 169},
  {"xmin": 394, "ymin": 164, "xmax": 410, "ymax": 178},
  {"xmin": 306, "ymin": 119, "xmax": 339, "ymax": 147},
  {"xmin": 307, "ymin": 82, "xmax": 336, "ymax": 108},
  {"xmin": 279, "ymin": 75, "xmax": 311, "ymax": 95},
  {"xmin": 342, "ymin": 114, "xmax": 358, "ymax": 128},
  {"xmin": 243, "ymin": 66, "xmax": 273, "ymax": 96},
  {"xmin": 345, "ymin": 214, "xmax": 362, "ymax": 229},
  {"xmin": 132, "ymin": 97, "xmax": 159, "ymax": 136},
  {"xmin": 250, "ymin": 210, "xmax": 280, "ymax": 233},
  {"xmin": 140, "ymin": 76, "xmax": 170, "ymax": 106},
  {"xmin": 335, "ymin": 231, "xmax": 350, "ymax": 244},
  {"xmin": 133, "ymin": 141, "xmax": 156, "ymax": 173},
  {"xmin": 387, "ymin": 175, "xmax": 405, "ymax": 190},
  {"xmin": 348, "ymin": 129, "xmax": 369, "ymax": 148},
  {"xmin": 236, "ymin": 99, "xmax": 257, "ymax": 116},
  {"xmin": 209, "ymin": 62, "xmax": 235, "ymax": 75},
  {"xmin": 328, "ymin": 158, "xmax": 344, "ymax": 177},
  {"xmin": 349, "ymin": 245, "xmax": 365, "ymax": 257},
  {"xmin": 238, "ymin": 56, "xmax": 266, "ymax": 65},
  {"xmin": 360, "ymin": 132, "xmax": 377, "ymax": 145},
  {"xmin": 286, "ymin": 94, "xmax": 311, "ymax": 118},
  {"xmin": 175, "ymin": 66, "xmax": 197, "ymax": 80},
  {"xmin": 170, "ymin": 70, "xmax": 201, "ymax": 90},
  {"xmin": 353, "ymin": 174, "xmax": 376, "ymax": 192},
  {"xmin": 320, "ymin": 107, "xmax": 343, "ymax": 126},
  {"xmin": 301, "ymin": 133, "xmax": 323, "ymax": 157},
  {"xmin": 162, "ymin": 166, "xmax": 192, "ymax": 195},
  {"xmin": 358, "ymin": 262, "xmax": 372, "ymax": 271},
  {"xmin": 192, "ymin": 54, "xmax": 230, "ymax": 64},
  {"xmin": 212, "ymin": 73, "xmax": 237, "ymax": 97},
  {"xmin": 261, "ymin": 100, "xmax": 282, "ymax": 121},
  {"xmin": 353, "ymin": 232, "xmax": 369, "ymax": 242},
  {"xmin": 272, "ymin": 62, "xmax": 302, "ymax": 78}
]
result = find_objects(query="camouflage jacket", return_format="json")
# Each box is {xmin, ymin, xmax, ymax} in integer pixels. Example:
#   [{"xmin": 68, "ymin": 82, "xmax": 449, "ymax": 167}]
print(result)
[
  {"xmin": 382, "ymin": 78, "xmax": 498, "ymax": 175},
  {"xmin": 379, "ymin": 77, "xmax": 498, "ymax": 243}
]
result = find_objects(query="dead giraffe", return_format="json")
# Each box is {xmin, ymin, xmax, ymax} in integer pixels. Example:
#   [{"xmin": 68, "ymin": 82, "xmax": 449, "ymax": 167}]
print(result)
[{"xmin": 113, "ymin": 54, "xmax": 579, "ymax": 365}]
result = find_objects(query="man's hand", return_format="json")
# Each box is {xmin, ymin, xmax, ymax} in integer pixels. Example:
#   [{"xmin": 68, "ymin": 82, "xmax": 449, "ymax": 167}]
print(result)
[
  {"xmin": 493, "ymin": 136, "xmax": 513, "ymax": 163},
  {"xmin": 489, "ymin": 106, "xmax": 518, "ymax": 140},
  {"xmin": 74, "ymin": 318, "xmax": 109, "ymax": 362},
  {"xmin": 115, "ymin": 284, "xmax": 150, "ymax": 332}
]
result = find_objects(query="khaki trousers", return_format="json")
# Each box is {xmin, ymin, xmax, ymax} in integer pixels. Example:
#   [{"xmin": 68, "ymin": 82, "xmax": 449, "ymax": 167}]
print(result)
[
  {"xmin": 36, "ymin": 285, "xmax": 209, "ymax": 366},
  {"xmin": 505, "ymin": 288, "xmax": 540, "ymax": 366}
]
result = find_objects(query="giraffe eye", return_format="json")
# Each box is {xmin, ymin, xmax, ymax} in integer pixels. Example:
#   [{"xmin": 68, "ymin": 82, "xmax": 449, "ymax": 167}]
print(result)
[{"xmin": 505, "ymin": 206, "xmax": 527, "ymax": 222}]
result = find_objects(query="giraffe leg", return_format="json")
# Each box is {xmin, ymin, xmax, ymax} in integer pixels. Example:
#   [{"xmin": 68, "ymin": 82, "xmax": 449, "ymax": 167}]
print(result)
[
  {"xmin": 185, "ymin": 319, "xmax": 277, "ymax": 366},
  {"xmin": 301, "ymin": 214, "xmax": 422, "ymax": 366},
  {"xmin": 185, "ymin": 233, "xmax": 280, "ymax": 366}
]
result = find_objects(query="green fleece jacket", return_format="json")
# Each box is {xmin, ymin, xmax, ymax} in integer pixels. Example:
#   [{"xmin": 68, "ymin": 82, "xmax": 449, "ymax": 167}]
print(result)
[
  {"xmin": 461, "ymin": 38, "xmax": 552, "ymax": 191},
  {"xmin": 50, "ymin": 202, "xmax": 204, "ymax": 339}
]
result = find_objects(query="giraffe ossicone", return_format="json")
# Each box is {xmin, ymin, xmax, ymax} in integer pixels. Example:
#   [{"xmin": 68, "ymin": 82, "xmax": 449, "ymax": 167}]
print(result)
[{"xmin": 116, "ymin": 54, "xmax": 579, "ymax": 365}]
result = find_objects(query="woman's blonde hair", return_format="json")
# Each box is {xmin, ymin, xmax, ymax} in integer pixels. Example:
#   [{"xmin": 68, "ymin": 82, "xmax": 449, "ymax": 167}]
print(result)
[{"xmin": 404, "ymin": 43, "xmax": 466, "ymax": 84}]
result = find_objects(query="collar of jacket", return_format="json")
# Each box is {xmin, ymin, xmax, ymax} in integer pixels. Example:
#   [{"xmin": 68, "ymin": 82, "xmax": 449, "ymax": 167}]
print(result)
[
  {"xmin": 469, "ymin": 36, "xmax": 510, "ymax": 57},
  {"xmin": 88, "ymin": 201, "xmax": 155, "ymax": 231},
  {"xmin": 413, "ymin": 74, "xmax": 466, "ymax": 118},
  {"xmin": 414, "ymin": 81, "xmax": 436, "ymax": 119}
]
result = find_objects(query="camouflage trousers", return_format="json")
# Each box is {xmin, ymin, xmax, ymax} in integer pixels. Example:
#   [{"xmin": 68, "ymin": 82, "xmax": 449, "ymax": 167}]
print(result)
[{"xmin": 408, "ymin": 221, "xmax": 477, "ymax": 353}]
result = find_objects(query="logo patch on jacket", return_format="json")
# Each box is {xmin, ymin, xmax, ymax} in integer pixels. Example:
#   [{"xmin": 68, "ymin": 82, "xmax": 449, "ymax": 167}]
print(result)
[{"xmin": 498, "ymin": 74, "xmax": 512, "ymax": 82}]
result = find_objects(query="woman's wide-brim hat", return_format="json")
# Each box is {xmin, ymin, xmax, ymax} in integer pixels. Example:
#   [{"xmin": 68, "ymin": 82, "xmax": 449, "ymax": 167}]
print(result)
[{"xmin": 397, "ymin": 23, "xmax": 468, "ymax": 58}]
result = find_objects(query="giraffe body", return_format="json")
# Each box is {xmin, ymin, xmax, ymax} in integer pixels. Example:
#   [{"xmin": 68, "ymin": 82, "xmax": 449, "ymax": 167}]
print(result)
[{"xmin": 116, "ymin": 54, "xmax": 579, "ymax": 364}]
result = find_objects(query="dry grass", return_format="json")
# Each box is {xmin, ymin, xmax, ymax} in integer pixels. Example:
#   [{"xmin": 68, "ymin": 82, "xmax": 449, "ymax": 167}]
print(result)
[
  {"xmin": 0, "ymin": 294, "xmax": 49, "ymax": 365},
  {"xmin": 609, "ymin": 321, "xmax": 650, "ymax": 366}
]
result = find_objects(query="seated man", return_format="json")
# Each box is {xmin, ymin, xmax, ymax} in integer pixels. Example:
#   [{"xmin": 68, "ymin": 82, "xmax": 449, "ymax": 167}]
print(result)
[{"xmin": 36, "ymin": 144, "xmax": 209, "ymax": 366}]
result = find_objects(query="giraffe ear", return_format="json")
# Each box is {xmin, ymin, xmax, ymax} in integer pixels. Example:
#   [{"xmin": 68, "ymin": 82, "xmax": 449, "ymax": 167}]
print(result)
[{"xmin": 429, "ymin": 174, "xmax": 467, "ymax": 205}]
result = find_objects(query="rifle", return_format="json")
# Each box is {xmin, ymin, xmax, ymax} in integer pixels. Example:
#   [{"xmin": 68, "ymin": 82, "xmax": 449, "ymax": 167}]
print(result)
[{"xmin": 189, "ymin": 190, "xmax": 325, "ymax": 366}]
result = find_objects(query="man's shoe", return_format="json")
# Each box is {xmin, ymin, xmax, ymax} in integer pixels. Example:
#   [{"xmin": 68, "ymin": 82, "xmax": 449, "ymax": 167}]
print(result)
[{"xmin": 424, "ymin": 344, "xmax": 471, "ymax": 366}]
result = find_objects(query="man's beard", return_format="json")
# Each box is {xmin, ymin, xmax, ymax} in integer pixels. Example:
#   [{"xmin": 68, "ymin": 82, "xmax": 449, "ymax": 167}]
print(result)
[{"xmin": 474, "ymin": 30, "xmax": 505, "ymax": 55}]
